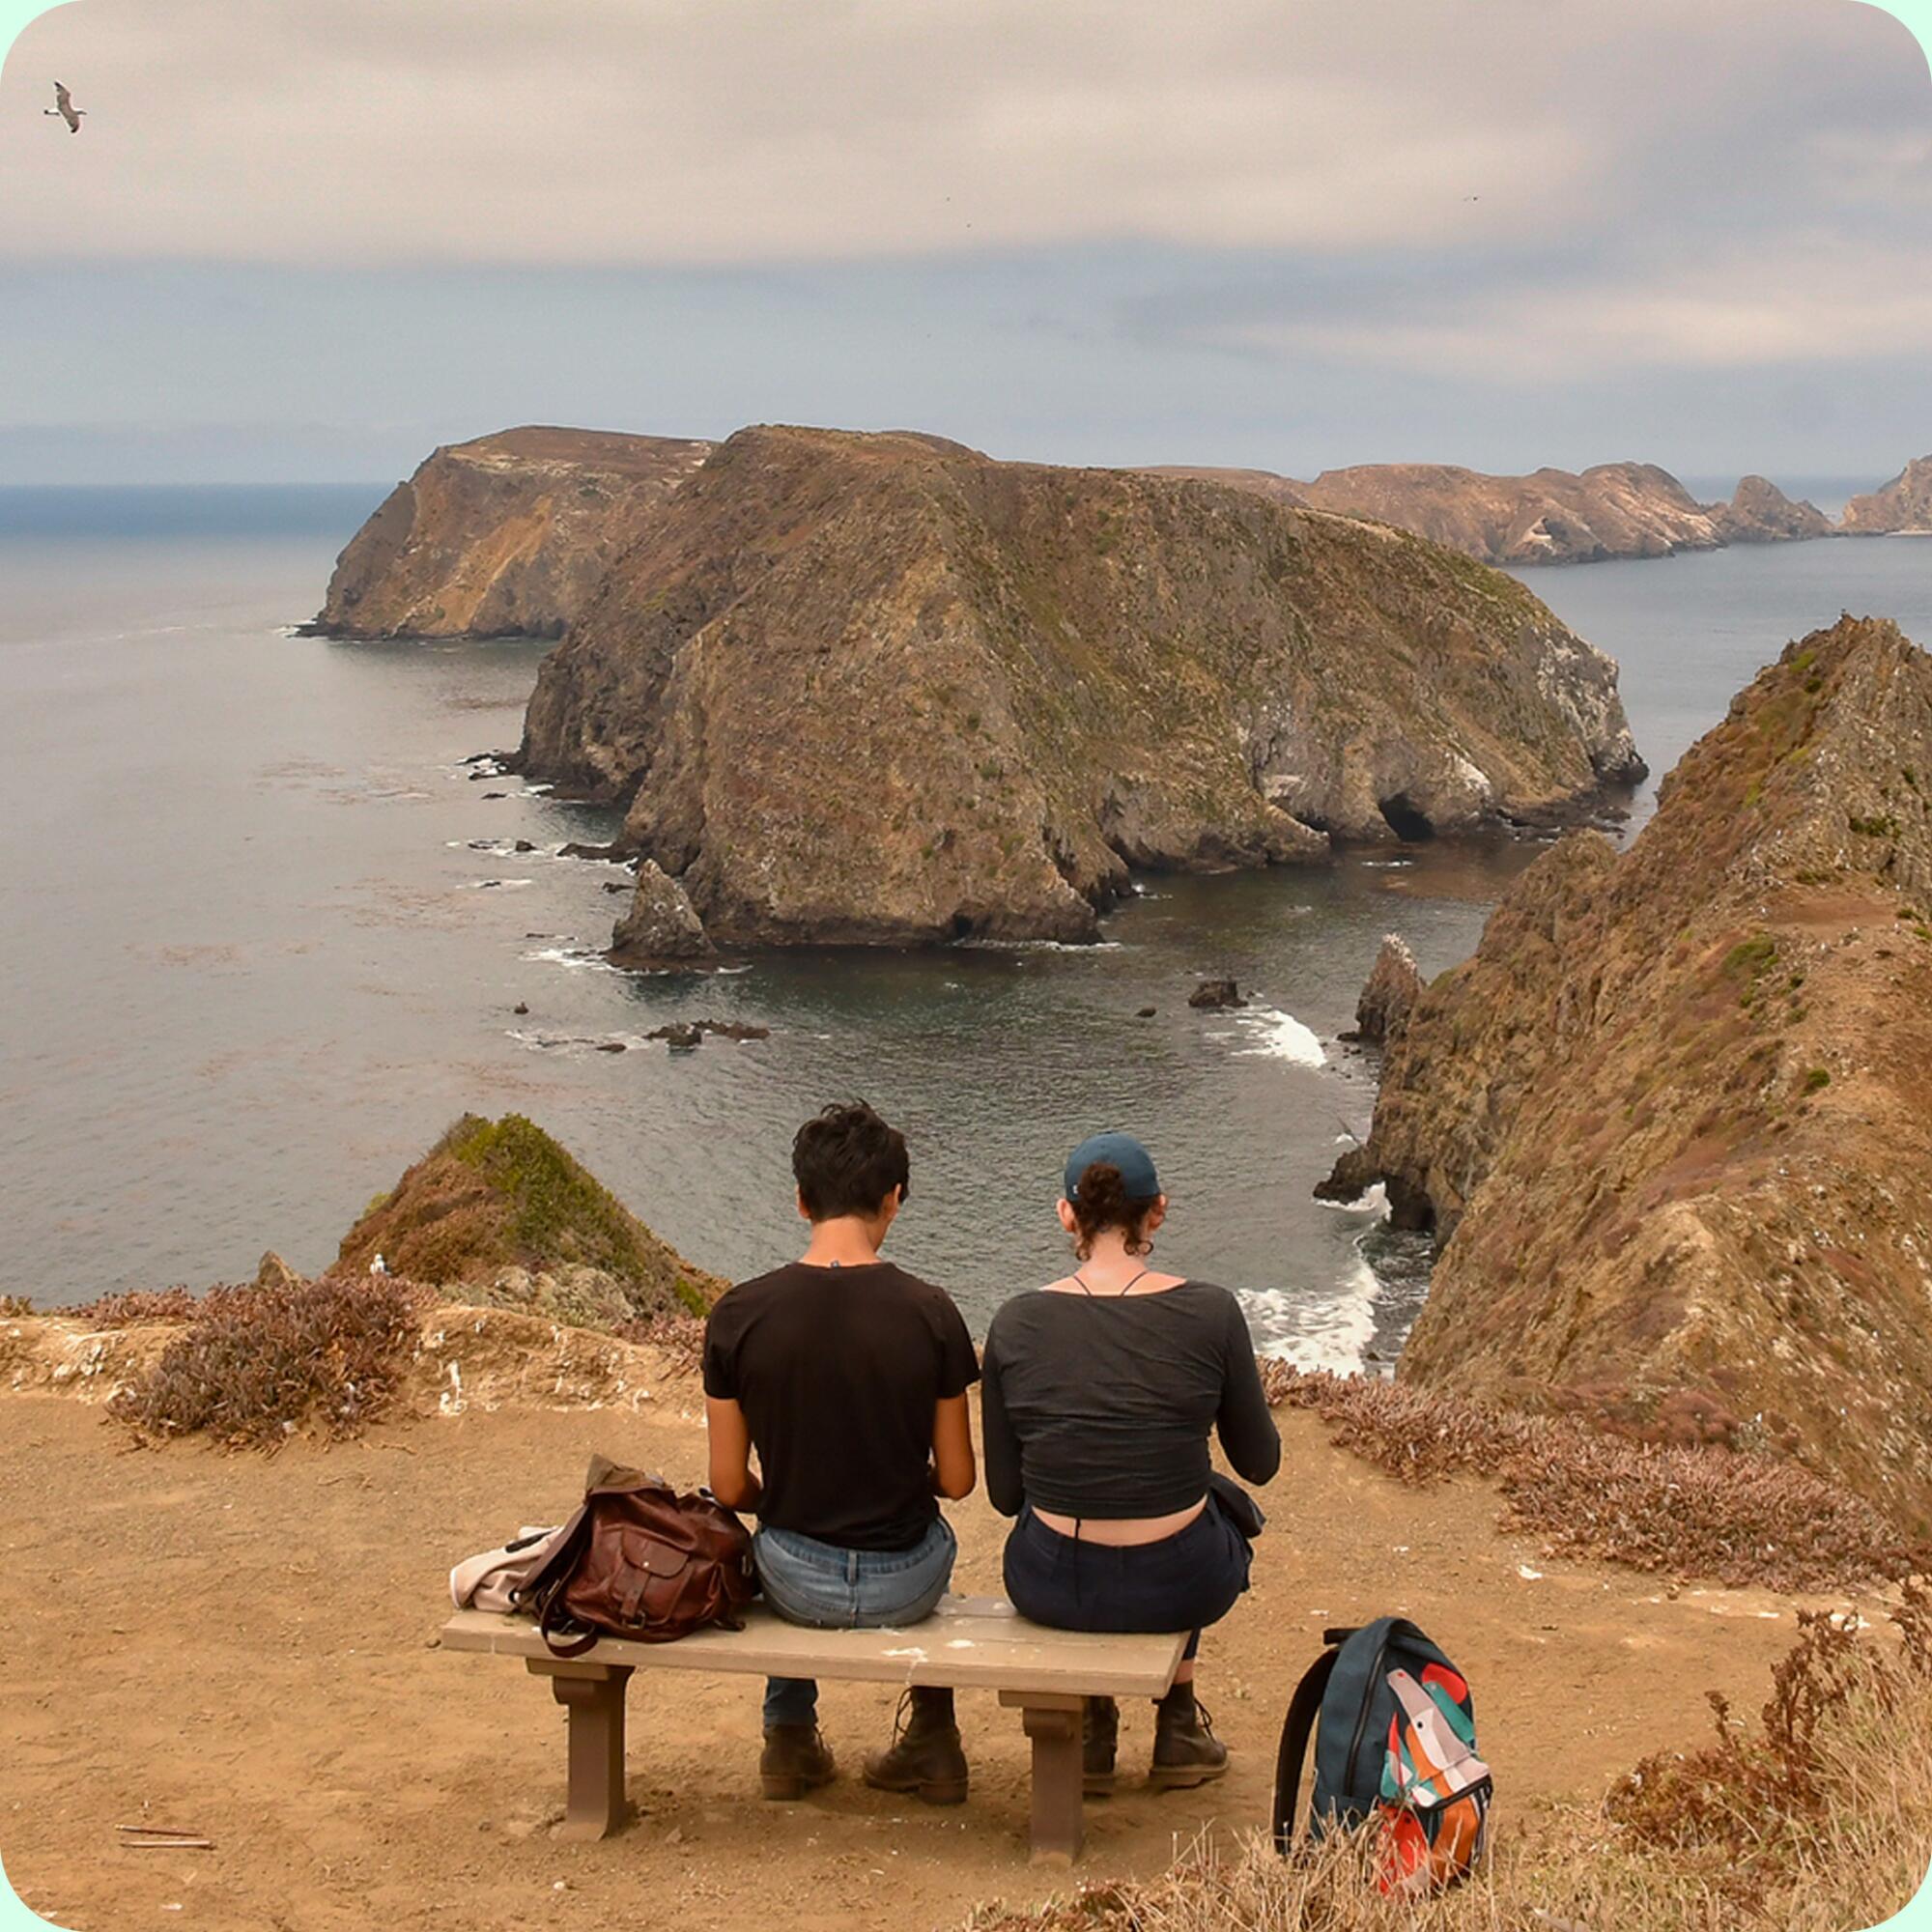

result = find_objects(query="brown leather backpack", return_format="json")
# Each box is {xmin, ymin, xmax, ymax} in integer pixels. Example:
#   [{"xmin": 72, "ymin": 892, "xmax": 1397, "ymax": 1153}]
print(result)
[{"xmin": 528, "ymin": 1454, "xmax": 756, "ymax": 1655}]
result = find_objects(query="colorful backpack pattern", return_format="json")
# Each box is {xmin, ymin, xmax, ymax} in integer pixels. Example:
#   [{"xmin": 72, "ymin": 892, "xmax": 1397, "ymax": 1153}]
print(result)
[{"xmin": 1272, "ymin": 1618, "xmax": 1492, "ymax": 1893}]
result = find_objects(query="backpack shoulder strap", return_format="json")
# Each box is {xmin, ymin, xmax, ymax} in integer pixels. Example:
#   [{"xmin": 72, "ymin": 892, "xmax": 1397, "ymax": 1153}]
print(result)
[{"xmin": 1272, "ymin": 1646, "xmax": 1341, "ymax": 1853}]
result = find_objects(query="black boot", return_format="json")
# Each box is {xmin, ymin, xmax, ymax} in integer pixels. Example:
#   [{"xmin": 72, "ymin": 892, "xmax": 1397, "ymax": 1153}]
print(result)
[
  {"xmin": 1083, "ymin": 1695, "xmax": 1120, "ymax": 1796},
  {"xmin": 759, "ymin": 1723, "xmax": 836, "ymax": 1801},
  {"xmin": 862, "ymin": 1688, "xmax": 969, "ymax": 1804},
  {"xmin": 1151, "ymin": 1682, "xmax": 1229, "ymax": 1789}
]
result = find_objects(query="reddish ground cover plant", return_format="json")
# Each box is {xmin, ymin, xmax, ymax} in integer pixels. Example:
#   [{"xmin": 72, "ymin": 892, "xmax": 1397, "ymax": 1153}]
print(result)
[{"xmin": 112, "ymin": 1274, "xmax": 425, "ymax": 1449}]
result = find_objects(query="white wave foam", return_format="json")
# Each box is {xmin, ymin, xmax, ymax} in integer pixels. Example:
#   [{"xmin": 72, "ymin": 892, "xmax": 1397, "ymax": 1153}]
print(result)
[
  {"xmin": 962, "ymin": 938, "xmax": 1126, "ymax": 953},
  {"xmin": 521, "ymin": 943, "xmax": 623, "ymax": 974},
  {"xmin": 1242, "ymin": 1256, "xmax": 1378, "ymax": 1375},
  {"xmin": 1226, "ymin": 1006, "xmax": 1325, "ymax": 1066}
]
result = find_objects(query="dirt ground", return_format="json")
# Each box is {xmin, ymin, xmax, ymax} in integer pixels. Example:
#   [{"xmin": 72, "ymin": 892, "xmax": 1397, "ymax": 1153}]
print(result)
[{"xmin": 0, "ymin": 1378, "xmax": 1851, "ymax": 1932}]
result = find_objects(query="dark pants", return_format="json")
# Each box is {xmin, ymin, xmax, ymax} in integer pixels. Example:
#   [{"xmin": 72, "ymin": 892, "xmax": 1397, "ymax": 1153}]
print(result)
[{"xmin": 1002, "ymin": 1500, "xmax": 1253, "ymax": 1662}]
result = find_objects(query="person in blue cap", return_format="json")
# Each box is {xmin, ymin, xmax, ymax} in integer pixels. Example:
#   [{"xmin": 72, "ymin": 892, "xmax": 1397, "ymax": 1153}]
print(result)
[{"xmin": 980, "ymin": 1131, "xmax": 1281, "ymax": 1793}]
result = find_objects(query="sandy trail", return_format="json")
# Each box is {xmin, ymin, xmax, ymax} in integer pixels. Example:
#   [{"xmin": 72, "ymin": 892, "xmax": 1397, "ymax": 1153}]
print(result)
[{"xmin": 0, "ymin": 1386, "xmax": 1837, "ymax": 1932}]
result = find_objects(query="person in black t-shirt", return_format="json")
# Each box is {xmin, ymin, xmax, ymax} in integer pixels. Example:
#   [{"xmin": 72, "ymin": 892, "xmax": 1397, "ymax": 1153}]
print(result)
[{"xmin": 703, "ymin": 1102, "xmax": 980, "ymax": 1804}]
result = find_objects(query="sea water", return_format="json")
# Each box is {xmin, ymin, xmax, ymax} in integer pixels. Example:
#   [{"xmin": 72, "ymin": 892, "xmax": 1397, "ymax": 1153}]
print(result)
[{"xmin": 2, "ymin": 486, "xmax": 1926, "ymax": 1367}]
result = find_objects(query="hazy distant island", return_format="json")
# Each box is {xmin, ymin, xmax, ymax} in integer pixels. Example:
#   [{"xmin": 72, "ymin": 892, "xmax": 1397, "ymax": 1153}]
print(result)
[
  {"xmin": 1145, "ymin": 460, "xmax": 1881, "ymax": 565},
  {"xmin": 314, "ymin": 423, "xmax": 1646, "ymax": 952}
]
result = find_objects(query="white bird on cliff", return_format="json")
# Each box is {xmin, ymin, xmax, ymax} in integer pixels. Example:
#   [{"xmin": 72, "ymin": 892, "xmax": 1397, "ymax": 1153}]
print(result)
[
  {"xmin": 44, "ymin": 81, "xmax": 85, "ymax": 132},
  {"xmin": 370, "ymin": 1253, "xmax": 390, "ymax": 1277}
]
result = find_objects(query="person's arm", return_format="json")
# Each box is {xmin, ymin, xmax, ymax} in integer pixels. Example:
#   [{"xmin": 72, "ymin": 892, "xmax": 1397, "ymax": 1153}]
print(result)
[
  {"xmin": 704, "ymin": 1396, "xmax": 763, "ymax": 1511},
  {"xmin": 931, "ymin": 1393, "xmax": 977, "ymax": 1499},
  {"xmin": 978, "ymin": 1336, "xmax": 1026, "ymax": 1518},
  {"xmin": 1217, "ymin": 1294, "xmax": 1283, "ymax": 1485},
  {"xmin": 699, "ymin": 1299, "xmax": 761, "ymax": 1510}
]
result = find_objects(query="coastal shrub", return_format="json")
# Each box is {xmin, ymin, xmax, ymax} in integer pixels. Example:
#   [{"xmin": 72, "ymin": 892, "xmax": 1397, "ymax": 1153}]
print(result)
[
  {"xmin": 71, "ymin": 1287, "xmax": 198, "ymax": 1328},
  {"xmin": 112, "ymin": 1274, "xmax": 423, "ymax": 1449},
  {"xmin": 1260, "ymin": 1363, "xmax": 1918, "ymax": 1591},
  {"xmin": 0, "ymin": 1295, "xmax": 33, "ymax": 1318}
]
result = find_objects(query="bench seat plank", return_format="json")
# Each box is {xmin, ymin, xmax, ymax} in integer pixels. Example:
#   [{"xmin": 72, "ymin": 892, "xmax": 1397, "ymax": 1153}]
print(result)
[{"xmin": 441, "ymin": 1594, "xmax": 1184, "ymax": 1699}]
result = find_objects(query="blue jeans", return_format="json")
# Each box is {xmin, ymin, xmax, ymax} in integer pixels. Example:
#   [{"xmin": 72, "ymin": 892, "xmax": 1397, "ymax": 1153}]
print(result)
[{"xmin": 753, "ymin": 1517, "xmax": 957, "ymax": 1727}]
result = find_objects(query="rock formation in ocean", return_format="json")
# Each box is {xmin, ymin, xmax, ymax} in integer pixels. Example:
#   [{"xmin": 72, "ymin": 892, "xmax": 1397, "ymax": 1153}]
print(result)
[
  {"xmin": 312, "ymin": 427, "xmax": 713, "ymax": 639},
  {"xmin": 611, "ymin": 860, "xmax": 713, "ymax": 963},
  {"xmin": 1841, "ymin": 458, "xmax": 1932, "ymax": 535},
  {"xmin": 1324, "ymin": 616, "xmax": 1932, "ymax": 1531},
  {"xmin": 332, "ymin": 1113, "xmax": 724, "ymax": 1317},
  {"xmin": 1150, "ymin": 461, "xmax": 1835, "ymax": 565},
  {"xmin": 1350, "ymin": 934, "xmax": 1425, "ymax": 1043},
  {"xmin": 1708, "ymin": 475, "xmax": 1833, "ymax": 545},
  {"xmin": 497, "ymin": 424, "xmax": 1643, "ymax": 948}
]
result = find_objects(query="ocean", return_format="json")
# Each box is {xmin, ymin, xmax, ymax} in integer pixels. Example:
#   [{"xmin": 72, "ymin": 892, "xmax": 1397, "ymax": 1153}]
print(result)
[{"xmin": 3, "ymin": 485, "xmax": 1927, "ymax": 1364}]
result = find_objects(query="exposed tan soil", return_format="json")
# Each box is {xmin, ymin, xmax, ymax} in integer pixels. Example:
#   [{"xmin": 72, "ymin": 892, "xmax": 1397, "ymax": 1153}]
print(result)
[{"xmin": 0, "ymin": 1369, "xmax": 1858, "ymax": 1932}]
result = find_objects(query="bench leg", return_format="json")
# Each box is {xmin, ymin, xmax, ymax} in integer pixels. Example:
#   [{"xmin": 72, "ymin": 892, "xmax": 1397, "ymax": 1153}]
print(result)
[
  {"xmin": 526, "ymin": 1661, "xmax": 634, "ymax": 1842},
  {"xmin": 1017, "ymin": 1699, "xmax": 1084, "ymax": 1865}
]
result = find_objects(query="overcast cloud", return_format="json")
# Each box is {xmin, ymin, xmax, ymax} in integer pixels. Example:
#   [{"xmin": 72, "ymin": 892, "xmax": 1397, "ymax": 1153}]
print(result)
[{"xmin": 2, "ymin": 0, "xmax": 1928, "ymax": 480}]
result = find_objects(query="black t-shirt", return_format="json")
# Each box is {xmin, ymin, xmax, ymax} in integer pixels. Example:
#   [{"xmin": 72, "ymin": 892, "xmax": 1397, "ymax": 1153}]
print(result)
[{"xmin": 701, "ymin": 1261, "xmax": 980, "ymax": 1552}]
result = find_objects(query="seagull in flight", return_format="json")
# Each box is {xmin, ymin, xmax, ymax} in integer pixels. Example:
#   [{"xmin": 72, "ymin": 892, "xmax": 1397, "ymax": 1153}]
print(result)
[{"xmin": 45, "ymin": 81, "xmax": 84, "ymax": 133}]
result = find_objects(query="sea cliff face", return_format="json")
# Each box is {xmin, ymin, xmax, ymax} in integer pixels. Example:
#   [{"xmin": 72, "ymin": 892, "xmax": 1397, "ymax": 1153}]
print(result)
[
  {"xmin": 1842, "ymin": 457, "xmax": 1932, "ymax": 535},
  {"xmin": 313, "ymin": 427, "xmax": 713, "ymax": 639},
  {"xmin": 504, "ymin": 424, "xmax": 1642, "ymax": 948},
  {"xmin": 1330, "ymin": 616, "xmax": 1932, "ymax": 1532},
  {"xmin": 1151, "ymin": 462, "xmax": 1834, "ymax": 566}
]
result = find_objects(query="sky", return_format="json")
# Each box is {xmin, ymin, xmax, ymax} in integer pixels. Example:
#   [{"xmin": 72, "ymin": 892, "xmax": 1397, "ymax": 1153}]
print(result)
[{"xmin": 2, "ymin": 0, "xmax": 1929, "ymax": 485}]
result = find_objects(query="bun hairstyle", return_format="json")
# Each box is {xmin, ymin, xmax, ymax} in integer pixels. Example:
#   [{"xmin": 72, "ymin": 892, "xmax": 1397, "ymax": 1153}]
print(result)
[{"xmin": 1067, "ymin": 1161, "xmax": 1160, "ymax": 1260}]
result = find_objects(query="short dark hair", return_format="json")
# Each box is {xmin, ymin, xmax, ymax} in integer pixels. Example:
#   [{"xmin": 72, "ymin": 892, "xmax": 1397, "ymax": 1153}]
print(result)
[{"xmin": 792, "ymin": 1101, "xmax": 910, "ymax": 1222}]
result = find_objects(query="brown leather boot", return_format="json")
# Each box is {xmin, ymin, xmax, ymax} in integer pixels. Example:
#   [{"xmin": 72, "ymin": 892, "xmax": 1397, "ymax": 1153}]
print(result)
[
  {"xmin": 862, "ymin": 1688, "xmax": 969, "ymax": 1804},
  {"xmin": 1150, "ymin": 1683, "xmax": 1229, "ymax": 1789},
  {"xmin": 759, "ymin": 1723, "xmax": 836, "ymax": 1801},
  {"xmin": 1083, "ymin": 1695, "xmax": 1120, "ymax": 1795}
]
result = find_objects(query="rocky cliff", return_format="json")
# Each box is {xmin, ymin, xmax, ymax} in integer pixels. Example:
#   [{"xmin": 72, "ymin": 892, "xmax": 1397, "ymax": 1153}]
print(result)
[
  {"xmin": 1151, "ymin": 462, "xmax": 1834, "ymax": 565},
  {"xmin": 1842, "ymin": 458, "xmax": 1932, "ymax": 535},
  {"xmin": 506, "ymin": 424, "xmax": 1641, "ymax": 948},
  {"xmin": 1327, "ymin": 616, "xmax": 1932, "ymax": 1532},
  {"xmin": 312, "ymin": 427, "xmax": 714, "ymax": 639}
]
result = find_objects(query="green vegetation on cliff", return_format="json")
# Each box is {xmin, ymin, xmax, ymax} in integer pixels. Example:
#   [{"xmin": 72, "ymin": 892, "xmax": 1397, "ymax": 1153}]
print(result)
[{"xmin": 333, "ymin": 1113, "xmax": 722, "ymax": 1316}]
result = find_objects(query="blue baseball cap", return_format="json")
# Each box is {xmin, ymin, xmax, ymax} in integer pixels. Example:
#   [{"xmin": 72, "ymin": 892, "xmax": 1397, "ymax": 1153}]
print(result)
[{"xmin": 1064, "ymin": 1132, "xmax": 1162, "ymax": 1204}]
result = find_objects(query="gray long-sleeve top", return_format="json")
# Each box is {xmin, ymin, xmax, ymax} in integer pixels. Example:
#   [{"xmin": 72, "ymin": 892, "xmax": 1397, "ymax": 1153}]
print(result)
[{"xmin": 980, "ymin": 1280, "xmax": 1282, "ymax": 1520}]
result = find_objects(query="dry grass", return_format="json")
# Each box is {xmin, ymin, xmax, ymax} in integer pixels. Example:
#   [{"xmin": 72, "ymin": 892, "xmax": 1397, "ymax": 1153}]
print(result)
[
  {"xmin": 968, "ymin": 1593, "xmax": 1932, "ymax": 1932},
  {"xmin": 110, "ymin": 1275, "xmax": 426, "ymax": 1449},
  {"xmin": 1259, "ymin": 1364, "xmax": 1921, "ymax": 1592}
]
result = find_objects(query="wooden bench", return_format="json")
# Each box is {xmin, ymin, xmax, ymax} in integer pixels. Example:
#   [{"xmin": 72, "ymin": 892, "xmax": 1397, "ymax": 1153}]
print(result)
[{"xmin": 441, "ymin": 1594, "xmax": 1185, "ymax": 1861}]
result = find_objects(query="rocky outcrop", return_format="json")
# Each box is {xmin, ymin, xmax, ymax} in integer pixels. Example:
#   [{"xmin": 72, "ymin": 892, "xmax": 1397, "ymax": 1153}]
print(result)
[
  {"xmin": 311, "ymin": 427, "xmax": 713, "ymax": 639},
  {"xmin": 1842, "ymin": 458, "xmax": 1932, "ymax": 535},
  {"xmin": 1156, "ymin": 461, "xmax": 1837, "ymax": 566},
  {"xmin": 611, "ymin": 860, "xmax": 713, "ymax": 963},
  {"xmin": 1350, "ymin": 934, "xmax": 1424, "ymax": 1043},
  {"xmin": 332, "ymin": 1113, "xmax": 724, "ymax": 1316},
  {"xmin": 1709, "ymin": 475, "xmax": 1833, "ymax": 545},
  {"xmin": 1325, "ymin": 616, "xmax": 1932, "ymax": 1532},
  {"xmin": 506, "ymin": 424, "xmax": 1641, "ymax": 947}
]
